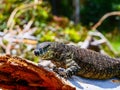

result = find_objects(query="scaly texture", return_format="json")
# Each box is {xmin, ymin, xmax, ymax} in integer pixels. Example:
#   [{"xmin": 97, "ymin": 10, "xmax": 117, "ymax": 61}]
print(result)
[{"xmin": 34, "ymin": 42, "xmax": 120, "ymax": 79}]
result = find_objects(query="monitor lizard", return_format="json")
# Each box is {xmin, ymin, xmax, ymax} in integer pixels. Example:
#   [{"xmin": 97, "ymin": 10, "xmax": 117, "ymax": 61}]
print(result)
[{"xmin": 34, "ymin": 42, "xmax": 120, "ymax": 79}]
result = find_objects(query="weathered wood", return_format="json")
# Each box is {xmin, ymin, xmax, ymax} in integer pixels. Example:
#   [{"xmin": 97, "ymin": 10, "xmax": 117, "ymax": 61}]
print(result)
[{"xmin": 0, "ymin": 55, "xmax": 75, "ymax": 90}]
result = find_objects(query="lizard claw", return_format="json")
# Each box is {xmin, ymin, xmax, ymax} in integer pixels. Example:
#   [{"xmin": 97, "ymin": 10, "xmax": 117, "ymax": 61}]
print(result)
[{"xmin": 53, "ymin": 67, "xmax": 72, "ymax": 79}]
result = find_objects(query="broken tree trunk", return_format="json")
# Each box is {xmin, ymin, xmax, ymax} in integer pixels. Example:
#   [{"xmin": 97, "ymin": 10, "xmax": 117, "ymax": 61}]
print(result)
[{"xmin": 0, "ymin": 54, "xmax": 75, "ymax": 90}]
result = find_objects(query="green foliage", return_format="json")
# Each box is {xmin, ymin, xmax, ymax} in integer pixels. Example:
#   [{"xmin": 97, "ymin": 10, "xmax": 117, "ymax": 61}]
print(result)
[
  {"xmin": 105, "ymin": 30, "xmax": 120, "ymax": 51},
  {"xmin": 2, "ymin": 39, "xmax": 8, "ymax": 45},
  {"xmin": 0, "ymin": 0, "xmax": 33, "ymax": 31},
  {"xmin": 33, "ymin": 23, "xmax": 87, "ymax": 43},
  {"xmin": 111, "ymin": 42, "xmax": 120, "ymax": 51},
  {"xmin": 64, "ymin": 28, "xmax": 81, "ymax": 42},
  {"xmin": 60, "ymin": 0, "xmax": 73, "ymax": 19},
  {"xmin": 80, "ymin": 0, "xmax": 120, "ymax": 31},
  {"xmin": 0, "ymin": 0, "xmax": 51, "ymax": 31}
]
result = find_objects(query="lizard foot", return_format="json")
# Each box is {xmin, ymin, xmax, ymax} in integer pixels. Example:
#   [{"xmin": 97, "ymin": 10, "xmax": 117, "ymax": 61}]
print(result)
[{"xmin": 53, "ymin": 67, "xmax": 73, "ymax": 79}]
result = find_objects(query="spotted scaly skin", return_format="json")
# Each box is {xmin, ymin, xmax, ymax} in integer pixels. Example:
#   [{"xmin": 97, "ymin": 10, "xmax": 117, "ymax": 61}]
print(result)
[{"xmin": 34, "ymin": 42, "xmax": 120, "ymax": 79}]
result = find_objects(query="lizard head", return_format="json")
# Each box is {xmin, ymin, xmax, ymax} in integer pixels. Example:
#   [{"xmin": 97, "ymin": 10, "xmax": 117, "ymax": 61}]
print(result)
[
  {"xmin": 34, "ymin": 42, "xmax": 54, "ymax": 60},
  {"xmin": 34, "ymin": 42, "xmax": 66, "ymax": 61}
]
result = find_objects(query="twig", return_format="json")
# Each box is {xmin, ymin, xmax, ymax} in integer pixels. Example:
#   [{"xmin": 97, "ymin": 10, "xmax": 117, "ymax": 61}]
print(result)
[
  {"xmin": 7, "ymin": 2, "xmax": 42, "ymax": 31},
  {"xmin": 23, "ymin": 18, "xmax": 34, "ymax": 32},
  {"xmin": 80, "ymin": 35, "xmax": 92, "ymax": 49},
  {"xmin": 91, "ymin": 39, "xmax": 106, "ymax": 46},
  {"xmin": 89, "ymin": 31, "xmax": 118, "ymax": 55},
  {"xmin": 6, "ymin": 43, "xmax": 12, "ymax": 54},
  {"xmin": 92, "ymin": 11, "xmax": 120, "ymax": 30}
]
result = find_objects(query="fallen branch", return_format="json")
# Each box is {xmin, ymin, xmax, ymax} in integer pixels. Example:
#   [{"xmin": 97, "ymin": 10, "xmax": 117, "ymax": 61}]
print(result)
[
  {"xmin": 89, "ymin": 31, "xmax": 118, "ymax": 55},
  {"xmin": 0, "ymin": 19, "xmax": 38, "ymax": 54},
  {"xmin": 80, "ymin": 33, "xmax": 102, "ymax": 53},
  {"xmin": 82, "ymin": 11, "xmax": 120, "ymax": 55},
  {"xmin": 92, "ymin": 11, "xmax": 120, "ymax": 30},
  {"xmin": 80, "ymin": 30, "xmax": 119, "ymax": 55},
  {"xmin": 0, "ymin": 54, "xmax": 75, "ymax": 90}
]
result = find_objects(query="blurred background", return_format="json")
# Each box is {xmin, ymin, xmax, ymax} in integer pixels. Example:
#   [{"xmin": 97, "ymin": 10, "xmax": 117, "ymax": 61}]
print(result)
[{"xmin": 0, "ymin": 0, "xmax": 120, "ymax": 62}]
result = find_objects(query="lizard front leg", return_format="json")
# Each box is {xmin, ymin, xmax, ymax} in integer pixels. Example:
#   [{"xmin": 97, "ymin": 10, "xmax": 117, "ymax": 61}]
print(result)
[
  {"xmin": 65, "ymin": 59, "xmax": 81, "ymax": 78},
  {"xmin": 65, "ymin": 52, "xmax": 81, "ymax": 78},
  {"xmin": 53, "ymin": 53, "xmax": 81, "ymax": 79}
]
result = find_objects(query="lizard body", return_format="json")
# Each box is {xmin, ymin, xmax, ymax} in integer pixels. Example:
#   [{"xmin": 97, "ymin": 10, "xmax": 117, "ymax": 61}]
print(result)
[{"xmin": 34, "ymin": 42, "xmax": 120, "ymax": 79}]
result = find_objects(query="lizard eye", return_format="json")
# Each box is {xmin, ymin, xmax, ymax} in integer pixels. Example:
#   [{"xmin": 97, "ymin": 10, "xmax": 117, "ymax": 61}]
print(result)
[
  {"xmin": 39, "ymin": 48, "xmax": 43, "ymax": 54},
  {"xmin": 44, "ymin": 44, "xmax": 50, "ymax": 50}
]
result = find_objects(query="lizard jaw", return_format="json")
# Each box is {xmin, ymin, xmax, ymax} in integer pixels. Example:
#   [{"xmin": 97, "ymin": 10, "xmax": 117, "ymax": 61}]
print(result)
[{"xmin": 34, "ymin": 49, "xmax": 54, "ymax": 60}]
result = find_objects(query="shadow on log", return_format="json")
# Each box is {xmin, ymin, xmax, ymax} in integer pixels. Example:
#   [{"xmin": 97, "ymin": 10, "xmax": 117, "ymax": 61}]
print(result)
[{"xmin": 0, "ymin": 55, "xmax": 75, "ymax": 90}]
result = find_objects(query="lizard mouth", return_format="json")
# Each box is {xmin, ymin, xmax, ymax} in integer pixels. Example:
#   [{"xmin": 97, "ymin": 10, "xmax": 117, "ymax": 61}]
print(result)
[{"xmin": 34, "ymin": 49, "xmax": 53, "ymax": 60}]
